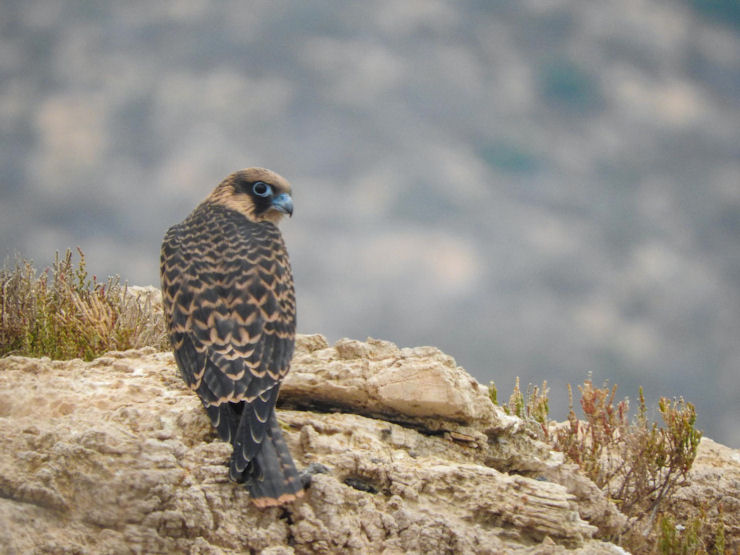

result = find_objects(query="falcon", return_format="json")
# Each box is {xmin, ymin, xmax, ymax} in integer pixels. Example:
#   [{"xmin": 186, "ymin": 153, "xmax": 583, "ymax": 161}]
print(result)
[{"xmin": 160, "ymin": 167, "xmax": 303, "ymax": 507}]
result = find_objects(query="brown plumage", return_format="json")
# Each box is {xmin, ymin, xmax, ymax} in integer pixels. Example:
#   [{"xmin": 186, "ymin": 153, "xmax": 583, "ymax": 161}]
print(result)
[{"xmin": 160, "ymin": 167, "xmax": 302, "ymax": 507}]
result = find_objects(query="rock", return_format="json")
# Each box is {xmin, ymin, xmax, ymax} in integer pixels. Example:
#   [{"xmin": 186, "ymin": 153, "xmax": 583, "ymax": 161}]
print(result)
[
  {"xmin": 0, "ymin": 335, "xmax": 734, "ymax": 553},
  {"xmin": 663, "ymin": 437, "xmax": 740, "ymax": 554},
  {"xmin": 285, "ymin": 335, "xmax": 504, "ymax": 431}
]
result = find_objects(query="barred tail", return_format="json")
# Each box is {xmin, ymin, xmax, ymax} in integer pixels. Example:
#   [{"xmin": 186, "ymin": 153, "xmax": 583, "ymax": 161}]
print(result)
[{"xmin": 229, "ymin": 408, "xmax": 304, "ymax": 507}]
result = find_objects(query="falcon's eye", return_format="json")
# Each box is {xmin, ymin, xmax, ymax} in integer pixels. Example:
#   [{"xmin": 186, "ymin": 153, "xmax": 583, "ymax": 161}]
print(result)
[{"xmin": 252, "ymin": 181, "xmax": 272, "ymax": 197}]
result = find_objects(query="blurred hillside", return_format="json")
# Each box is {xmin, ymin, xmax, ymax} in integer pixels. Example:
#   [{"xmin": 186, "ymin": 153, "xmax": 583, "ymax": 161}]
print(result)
[{"xmin": 1, "ymin": 1, "xmax": 738, "ymax": 445}]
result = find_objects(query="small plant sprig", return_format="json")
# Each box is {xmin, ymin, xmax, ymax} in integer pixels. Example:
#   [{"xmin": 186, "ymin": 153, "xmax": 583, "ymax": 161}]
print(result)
[
  {"xmin": 490, "ymin": 377, "xmax": 550, "ymax": 440},
  {"xmin": 0, "ymin": 248, "xmax": 168, "ymax": 360},
  {"xmin": 656, "ymin": 505, "xmax": 727, "ymax": 555},
  {"xmin": 554, "ymin": 379, "xmax": 629, "ymax": 484}
]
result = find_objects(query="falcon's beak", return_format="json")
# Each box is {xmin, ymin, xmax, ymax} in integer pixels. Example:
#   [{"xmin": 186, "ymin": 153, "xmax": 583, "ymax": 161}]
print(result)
[{"xmin": 271, "ymin": 193, "xmax": 293, "ymax": 217}]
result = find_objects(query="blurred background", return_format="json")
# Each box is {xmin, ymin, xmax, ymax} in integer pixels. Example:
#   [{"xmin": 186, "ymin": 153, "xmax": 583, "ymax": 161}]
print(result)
[{"xmin": 1, "ymin": 1, "xmax": 738, "ymax": 446}]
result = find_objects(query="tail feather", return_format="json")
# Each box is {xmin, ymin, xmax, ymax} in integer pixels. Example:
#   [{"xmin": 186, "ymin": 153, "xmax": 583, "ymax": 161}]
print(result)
[
  {"xmin": 229, "ymin": 392, "xmax": 274, "ymax": 475},
  {"xmin": 230, "ymin": 407, "xmax": 304, "ymax": 507},
  {"xmin": 206, "ymin": 403, "xmax": 242, "ymax": 443}
]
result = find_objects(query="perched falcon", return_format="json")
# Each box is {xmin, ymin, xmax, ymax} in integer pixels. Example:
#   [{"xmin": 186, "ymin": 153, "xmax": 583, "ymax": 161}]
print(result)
[{"xmin": 160, "ymin": 167, "xmax": 303, "ymax": 507}]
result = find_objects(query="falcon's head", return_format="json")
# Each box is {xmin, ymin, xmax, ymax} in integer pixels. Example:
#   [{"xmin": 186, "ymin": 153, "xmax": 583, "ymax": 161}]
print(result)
[{"xmin": 209, "ymin": 167, "xmax": 294, "ymax": 224}]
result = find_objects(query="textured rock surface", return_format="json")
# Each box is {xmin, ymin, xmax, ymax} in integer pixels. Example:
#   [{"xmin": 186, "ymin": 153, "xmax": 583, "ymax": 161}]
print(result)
[
  {"xmin": 664, "ymin": 437, "xmax": 740, "ymax": 554},
  {"xmin": 0, "ymin": 335, "xmax": 735, "ymax": 553},
  {"xmin": 283, "ymin": 335, "xmax": 506, "ymax": 429}
]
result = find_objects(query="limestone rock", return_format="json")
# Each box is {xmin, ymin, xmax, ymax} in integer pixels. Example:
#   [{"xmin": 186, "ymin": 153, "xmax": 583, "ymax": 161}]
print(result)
[
  {"xmin": 0, "ymin": 335, "xmax": 733, "ymax": 553},
  {"xmin": 663, "ymin": 437, "xmax": 740, "ymax": 553},
  {"xmin": 284, "ymin": 335, "xmax": 509, "ymax": 433}
]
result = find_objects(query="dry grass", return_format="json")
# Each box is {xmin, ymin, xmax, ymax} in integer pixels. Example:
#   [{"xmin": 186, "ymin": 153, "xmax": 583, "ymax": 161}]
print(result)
[{"xmin": 0, "ymin": 248, "xmax": 168, "ymax": 360}]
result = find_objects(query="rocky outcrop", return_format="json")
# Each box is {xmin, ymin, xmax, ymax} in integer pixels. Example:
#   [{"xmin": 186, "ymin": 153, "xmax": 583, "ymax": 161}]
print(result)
[{"xmin": 0, "ymin": 335, "xmax": 736, "ymax": 553}]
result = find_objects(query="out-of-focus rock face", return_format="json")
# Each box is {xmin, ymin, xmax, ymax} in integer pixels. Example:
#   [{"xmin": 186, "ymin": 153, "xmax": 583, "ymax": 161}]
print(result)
[{"xmin": 0, "ymin": 335, "xmax": 734, "ymax": 553}]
